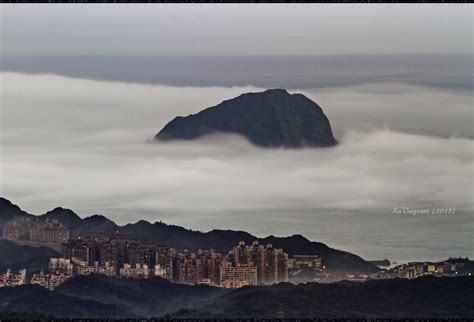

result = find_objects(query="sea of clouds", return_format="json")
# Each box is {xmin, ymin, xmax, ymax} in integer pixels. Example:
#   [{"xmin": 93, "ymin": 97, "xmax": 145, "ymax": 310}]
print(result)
[{"xmin": 1, "ymin": 72, "xmax": 472, "ymax": 261}]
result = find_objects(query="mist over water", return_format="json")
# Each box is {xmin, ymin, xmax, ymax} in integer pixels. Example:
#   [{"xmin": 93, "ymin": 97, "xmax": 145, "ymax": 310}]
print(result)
[
  {"xmin": 2, "ymin": 54, "xmax": 472, "ymax": 92},
  {"xmin": 1, "ymin": 72, "xmax": 473, "ymax": 263}
]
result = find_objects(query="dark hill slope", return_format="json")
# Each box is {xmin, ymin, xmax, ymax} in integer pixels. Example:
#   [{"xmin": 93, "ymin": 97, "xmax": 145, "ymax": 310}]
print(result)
[
  {"xmin": 178, "ymin": 276, "xmax": 474, "ymax": 318},
  {"xmin": 56, "ymin": 274, "xmax": 225, "ymax": 317},
  {"xmin": 0, "ymin": 284, "xmax": 126, "ymax": 318},
  {"xmin": 40, "ymin": 207, "xmax": 83, "ymax": 228},
  {"xmin": 0, "ymin": 197, "xmax": 32, "ymax": 226},
  {"xmin": 0, "ymin": 276, "xmax": 472, "ymax": 318},
  {"xmin": 155, "ymin": 89, "xmax": 337, "ymax": 148},
  {"xmin": 0, "ymin": 239, "xmax": 60, "ymax": 273}
]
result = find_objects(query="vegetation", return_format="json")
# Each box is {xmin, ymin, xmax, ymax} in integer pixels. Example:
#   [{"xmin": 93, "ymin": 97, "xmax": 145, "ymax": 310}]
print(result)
[
  {"xmin": 0, "ymin": 275, "xmax": 471, "ymax": 318},
  {"xmin": 178, "ymin": 276, "xmax": 474, "ymax": 318}
]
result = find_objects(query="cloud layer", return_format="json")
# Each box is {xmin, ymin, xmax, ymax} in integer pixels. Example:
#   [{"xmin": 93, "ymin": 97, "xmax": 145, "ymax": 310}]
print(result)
[{"xmin": 1, "ymin": 72, "xmax": 472, "ymax": 262}]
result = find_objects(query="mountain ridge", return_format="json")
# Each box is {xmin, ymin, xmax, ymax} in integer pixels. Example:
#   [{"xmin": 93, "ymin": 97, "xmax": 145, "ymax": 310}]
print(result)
[{"xmin": 0, "ymin": 197, "xmax": 377, "ymax": 274}]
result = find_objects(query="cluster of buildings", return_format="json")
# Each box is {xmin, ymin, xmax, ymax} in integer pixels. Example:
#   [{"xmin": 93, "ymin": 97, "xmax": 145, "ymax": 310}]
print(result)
[
  {"xmin": 0, "ymin": 269, "xmax": 26, "ymax": 287},
  {"xmin": 57, "ymin": 235, "xmax": 291, "ymax": 289},
  {"xmin": 0, "ymin": 219, "xmax": 328, "ymax": 290},
  {"xmin": 2, "ymin": 218, "xmax": 69, "ymax": 245},
  {"xmin": 30, "ymin": 258, "xmax": 74, "ymax": 290},
  {"xmin": 1, "ymin": 234, "xmax": 312, "ymax": 290},
  {"xmin": 2, "ymin": 227, "xmax": 471, "ymax": 291},
  {"xmin": 11, "ymin": 256, "xmax": 467, "ymax": 290},
  {"xmin": 288, "ymin": 255, "xmax": 322, "ymax": 270},
  {"xmin": 0, "ymin": 231, "xmax": 328, "ymax": 290},
  {"xmin": 63, "ymin": 233, "xmax": 172, "ymax": 280},
  {"xmin": 228, "ymin": 241, "xmax": 289, "ymax": 285},
  {"xmin": 339, "ymin": 260, "xmax": 471, "ymax": 282},
  {"xmin": 372, "ymin": 260, "xmax": 469, "ymax": 280},
  {"xmin": 1, "ymin": 219, "xmax": 472, "ymax": 292}
]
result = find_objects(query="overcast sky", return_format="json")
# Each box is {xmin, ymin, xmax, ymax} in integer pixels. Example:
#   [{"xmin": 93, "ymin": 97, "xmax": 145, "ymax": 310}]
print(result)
[{"xmin": 1, "ymin": 4, "xmax": 472, "ymax": 56}]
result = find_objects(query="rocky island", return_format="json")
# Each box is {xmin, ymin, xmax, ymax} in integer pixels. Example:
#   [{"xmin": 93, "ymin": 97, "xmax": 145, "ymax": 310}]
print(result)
[{"xmin": 155, "ymin": 89, "xmax": 337, "ymax": 148}]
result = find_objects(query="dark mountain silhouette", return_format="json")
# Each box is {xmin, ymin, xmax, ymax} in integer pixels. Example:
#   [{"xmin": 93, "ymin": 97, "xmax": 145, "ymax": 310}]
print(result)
[
  {"xmin": 72, "ymin": 214, "xmax": 118, "ymax": 237},
  {"xmin": 40, "ymin": 207, "xmax": 82, "ymax": 228},
  {"xmin": 57, "ymin": 274, "xmax": 224, "ymax": 317},
  {"xmin": 0, "ymin": 197, "xmax": 378, "ymax": 274},
  {"xmin": 40, "ymin": 209, "xmax": 115, "ymax": 236},
  {"xmin": 155, "ymin": 89, "xmax": 337, "ymax": 148},
  {"xmin": 0, "ymin": 275, "xmax": 472, "ymax": 318},
  {"xmin": 0, "ymin": 284, "xmax": 128, "ymax": 318},
  {"xmin": 0, "ymin": 197, "xmax": 31, "ymax": 226},
  {"xmin": 177, "ymin": 276, "xmax": 474, "ymax": 318},
  {"xmin": 0, "ymin": 274, "xmax": 223, "ymax": 318}
]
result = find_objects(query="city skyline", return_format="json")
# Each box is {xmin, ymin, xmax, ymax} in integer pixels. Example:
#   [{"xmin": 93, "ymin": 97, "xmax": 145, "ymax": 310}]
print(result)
[{"xmin": 2, "ymin": 214, "xmax": 470, "ymax": 292}]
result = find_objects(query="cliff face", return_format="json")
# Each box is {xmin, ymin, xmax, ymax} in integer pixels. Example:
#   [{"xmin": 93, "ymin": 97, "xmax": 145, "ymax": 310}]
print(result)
[{"xmin": 155, "ymin": 89, "xmax": 337, "ymax": 148}]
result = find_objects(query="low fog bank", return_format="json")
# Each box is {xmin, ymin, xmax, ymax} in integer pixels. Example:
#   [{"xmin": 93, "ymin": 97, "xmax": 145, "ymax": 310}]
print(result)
[
  {"xmin": 2, "ymin": 129, "xmax": 473, "ymax": 263},
  {"xmin": 3, "ymin": 129, "xmax": 472, "ymax": 216},
  {"xmin": 302, "ymin": 84, "xmax": 474, "ymax": 139},
  {"xmin": 1, "ymin": 72, "xmax": 473, "ymax": 261},
  {"xmin": 2, "ymin": 54, "xmax": 472, "ymax": 92},
  {"xmin": 1, "ymin": 72, "xmax": 472, "ymax": 215},
  {"xmin": 1, "ymin": 72, "xmax": 472, "ymax": 141}
]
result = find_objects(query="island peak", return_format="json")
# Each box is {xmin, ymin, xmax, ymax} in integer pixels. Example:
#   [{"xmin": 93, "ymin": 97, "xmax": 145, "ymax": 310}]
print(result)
[{"xmin": 155, "ymin": 89, "xmax": 337, "ymax": 148}]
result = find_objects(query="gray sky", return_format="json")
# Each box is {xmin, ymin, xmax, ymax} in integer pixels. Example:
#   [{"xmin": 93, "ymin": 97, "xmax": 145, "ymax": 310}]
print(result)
[{"xmin": 1, "ymin": 4, "xmax": 473, "ymax": 56}]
